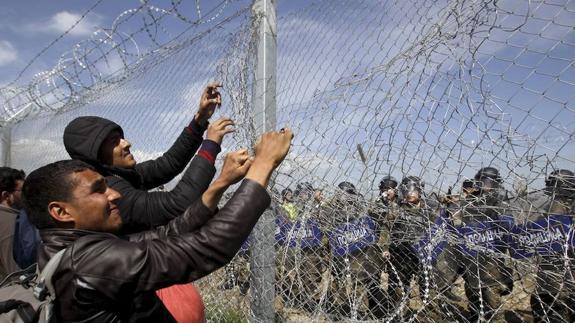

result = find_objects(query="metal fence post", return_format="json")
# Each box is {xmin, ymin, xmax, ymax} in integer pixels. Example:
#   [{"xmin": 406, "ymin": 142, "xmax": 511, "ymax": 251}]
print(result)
[
  {"xmin": 250, "ymin": 0, "xmax": 277, "ymax": 321},
  {"xmin": 1, "ymin": 126, "xmax": 11, "ymax": 167}
]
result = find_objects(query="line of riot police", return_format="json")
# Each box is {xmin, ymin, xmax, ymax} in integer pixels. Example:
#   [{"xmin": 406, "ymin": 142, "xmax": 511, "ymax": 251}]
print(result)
[{"xmin": 221, "ymin": 167, "xmax": 575, "ymax": 322}]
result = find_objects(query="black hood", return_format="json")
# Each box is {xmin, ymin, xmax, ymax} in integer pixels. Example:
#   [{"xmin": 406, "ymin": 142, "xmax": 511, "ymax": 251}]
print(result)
[{"xmin": 63, "ymin": 116, "xmax": 124, "ymax": 163}]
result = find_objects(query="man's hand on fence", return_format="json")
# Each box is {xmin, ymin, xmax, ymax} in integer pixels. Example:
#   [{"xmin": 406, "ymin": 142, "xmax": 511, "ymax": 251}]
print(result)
[
  {"xmin": 218, "ymin": 149, "xmax": 252, "ymax": 186},
  {"xmin": 201, "ymin": 149, "xmax": 252, "ymax": 210},
  {"xmin": 246, "ymin": 128, "xmax": 293, "ymax": 188},
  {"xmin": 206, "ymin": 117, "xmax": 235, "ymax": 144},
  {"xmin": 195, "ymin": 82, "xmax": 222, "ymax": 123},
  {"xmin": 254, "ymin": 128, "xmax": 293, "ymax": 169}
]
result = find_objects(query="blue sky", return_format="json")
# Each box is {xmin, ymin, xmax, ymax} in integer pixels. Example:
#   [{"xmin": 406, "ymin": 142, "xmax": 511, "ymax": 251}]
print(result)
[
  {"xmin": 0, "ymin": 0, "xmax": 310, "ymax": 86},
  {"xmin": 271, "ymin": 0, "xmax": 575, "ymax": 195},
  {"xmin": 1, "ymin": 0, "xmax": 574, "ymax": 198},
  {"xmin": 0, "ymin": 0, "xmax": 131, "ymax": 85}
]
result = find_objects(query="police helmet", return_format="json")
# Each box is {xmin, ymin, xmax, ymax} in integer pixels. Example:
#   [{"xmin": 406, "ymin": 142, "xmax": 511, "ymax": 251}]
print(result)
[
  {"xmin": 545, "ymin": 169, "xmax": 575, "ymax": 198},
  {"xmin": 296, "ymin": 181, "xmax": 314, "ymax": 194},
  {"xmin": 400, "ymin": 176, "xmax": 423, "ymax": 195},
  {"xmin": 338, "ymin": 181, "xmax": 357, "ymax": 195},
  {"xmin": 379, "ymin": 175, "xmax": 398, "ymax": 191},
  {"xmin": 474, "ymin": 167, "xmax": 502, "ymax": 191},
  {"xmin": 281, "ymin": 188, "xmax": 293, "ymax": 200},
  {"xmin": 401, "ymin": 176, "xmax": 423, "ymax": 189},
  {"xmin": 462, "ymin": 179, "xmax": 475, "ymax": 190},
  {"xmin": 295, "ymin": 182, "xmax": 314, "ymax": 199}
]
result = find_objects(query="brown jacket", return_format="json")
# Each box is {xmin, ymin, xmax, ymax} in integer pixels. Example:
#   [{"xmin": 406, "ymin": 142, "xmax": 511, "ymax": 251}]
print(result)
[
  {"xmin": 38, "ymin": 179, "xmax": 270, "ymax": 322},
  {"xmin": 0, "ymin": 205, "xmax": 20, "ymax": 280}
]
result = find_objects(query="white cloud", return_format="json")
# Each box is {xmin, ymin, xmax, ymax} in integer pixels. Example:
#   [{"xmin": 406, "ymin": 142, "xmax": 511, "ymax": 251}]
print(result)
[
  {"xmin": 43, "ymin": 11, "xmax": 101, "ymax": 36},
  {"xmin": 94, "ymin": 54, "xmax": 126, "ymax": 76},
  {"xmin": 0, "ymin": 40, "xmax": 17, "ymax": 66},
  {"xmin": 11, "ymin": 138, "xmax": 67, "ymax": 172}
]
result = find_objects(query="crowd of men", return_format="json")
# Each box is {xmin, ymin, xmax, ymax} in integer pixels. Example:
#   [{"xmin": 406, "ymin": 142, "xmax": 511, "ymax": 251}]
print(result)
[
  {"xmin": 221, "ymin": 166, "xmax": 575, "ymax": 322},
  {"xmin": 0, "ymin": 83, "xmax": 294, "ymax": 322}
]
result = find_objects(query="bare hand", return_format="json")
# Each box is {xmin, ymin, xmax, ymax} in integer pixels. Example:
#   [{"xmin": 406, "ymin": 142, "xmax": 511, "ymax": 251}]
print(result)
[
  {"xmin": 244, "ymin": 128, "xmax": 293, "ymax": 188},
  {"xmin": 195, "ymin": 82, "xmax": 222, "ymax": 123},
  {"xmin": 253, "ymin": 128, "xmax": 293, "ymax": 169},
  {"xmin": 206, "ymin": 117, "xmax": 235, "ymax": 144},
  {"xmin": 218, "ymin": 149, "xmax": 252, "ymax": 186}
]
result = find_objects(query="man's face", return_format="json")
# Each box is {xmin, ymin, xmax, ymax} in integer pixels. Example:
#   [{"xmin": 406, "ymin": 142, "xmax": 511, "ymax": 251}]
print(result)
[
  {"xmin": 298, "ymin": 190, "xmax": 313, "ymax": 201},
  {"xmin": 65, "ymin": 170, "xmax": 123, "ymax": 233},
  {"xmin": 463, "ymin": 186, "xmax": 479, "ymax": 198},
  {"xmin": 380, "ymin": 188, "xmax": 396, "ymax": 201},
  {"xmin": 314, "ymin": 190, "xmax": 323, "ymax": 202},
  {"xmin": 99, "ymin": 131, "xmax": 136, "ymax": 168},
  {"xmin": 404, "ymin": 190, "xmax": 420, "ymax": 205},
  {"xmin": 9, "ymin": 180, "xmax": 24, "ymax": 210}
]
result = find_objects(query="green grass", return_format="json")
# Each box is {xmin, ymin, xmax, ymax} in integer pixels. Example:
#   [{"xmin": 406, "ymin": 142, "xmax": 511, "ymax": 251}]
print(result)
[{"xmin": 205, "ymin": 304, "xmax": 249, "ymax": 323}]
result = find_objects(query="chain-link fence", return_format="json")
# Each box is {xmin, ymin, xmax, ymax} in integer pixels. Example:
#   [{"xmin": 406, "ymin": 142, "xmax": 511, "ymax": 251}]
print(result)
[{"xmin": 1, "ymin": 0, "xmax": 575, "ymax": 321}]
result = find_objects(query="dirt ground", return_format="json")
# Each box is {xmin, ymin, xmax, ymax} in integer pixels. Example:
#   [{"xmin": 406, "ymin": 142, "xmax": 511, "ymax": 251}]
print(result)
[{"xmin": 197, "ymin": 259, "xmax": 540, "ymax": 322}]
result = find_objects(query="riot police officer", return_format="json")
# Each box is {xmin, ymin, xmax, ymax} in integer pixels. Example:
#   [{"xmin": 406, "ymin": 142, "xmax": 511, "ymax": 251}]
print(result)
[
  {"xmin": 279, "ymin": 182, "xmax": 324, "ymax": 312},
  {"xmin": 281, "ymin": 187, "xmax": 297, "ymax": 221},
  {"xmin": 459, "ymin": 167, "xmax": 513, "ymax": 322},
  {"xmin": 529, "ymin": 169, "xmax": 575, "ymax": 322},
  {"xmin": 429, "ymin": 179, "xmax": 476, "ymax": 321},
  {"xmin": 372, "ymin": 175, "xmax": 400, "ymax": 240},
  {"xmin": 326, "ymin": 181, "xmax": 375, "ymax": 319},
  {"xmin": 362, "ymin": 176, "xmax": 402, "ymax": 318},
  {"xmin": 387, "ymin": 176, "xmax": 431, "ymax": 318}
]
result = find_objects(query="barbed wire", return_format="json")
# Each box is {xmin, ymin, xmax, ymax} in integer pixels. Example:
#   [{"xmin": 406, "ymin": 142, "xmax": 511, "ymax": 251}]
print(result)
[{"xmin": 0, "ymin": 0, "xmax": 246, "ymax": 126}]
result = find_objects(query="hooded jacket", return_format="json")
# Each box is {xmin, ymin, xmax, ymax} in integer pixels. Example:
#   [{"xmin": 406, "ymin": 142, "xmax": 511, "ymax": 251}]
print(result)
[
  {"xmin": 38, "ymin": 179, "xmax": 270, "ymax": 322},
  {"xmin": 63, "ymin": 116, "xmax": 217, "ymax": 233}
]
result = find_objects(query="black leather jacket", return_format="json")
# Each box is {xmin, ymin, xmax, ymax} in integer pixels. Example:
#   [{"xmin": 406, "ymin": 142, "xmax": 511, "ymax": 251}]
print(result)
[
  {"xmin": 38, "ymin": 179, "xmax": 270, "ymax": 322},
  {"xmin": 63, "ymin": 116, "xmax": 216, "ymax": 234}
]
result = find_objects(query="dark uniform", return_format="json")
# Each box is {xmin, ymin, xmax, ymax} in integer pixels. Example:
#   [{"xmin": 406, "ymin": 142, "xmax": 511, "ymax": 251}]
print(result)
[
  {"xmin": 429, "ymin": 179, "xmax": 476, "ymax": 321},
  {"xmin": 279, "ymin": 183, "xmax": 324, "ymax": 312},
  {"xmin": 325, "ymin": 182, "xmax": 378, "ymax": 319},
  {"xmin": 456, "ymin": 167, "xmax": 513, "ymax": 322},
  {"xmin": 365, "ymin": 175, "xmax": 400, "ymax": 318},
  {"xmin": 529, "ymin": 169, "xmax": 575, "ymax": 322},
  {"xmin": 387, "ymin": 176, "xmax": 434, "ymax": 319}
]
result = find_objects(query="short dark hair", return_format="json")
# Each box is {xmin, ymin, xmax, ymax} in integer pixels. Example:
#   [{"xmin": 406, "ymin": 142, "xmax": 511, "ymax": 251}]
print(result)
[
  {"xmin": 0, "ymin": 167, "xmax": 25, "ymax": 192},
  {"xmin": 22, "ymin": 160, "xmax": 95, "ymax": 230}
]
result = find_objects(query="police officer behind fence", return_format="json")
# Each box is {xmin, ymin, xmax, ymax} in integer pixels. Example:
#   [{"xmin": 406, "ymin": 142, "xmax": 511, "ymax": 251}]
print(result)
[
  {"xmin": 459, "ymin": 167, "xmax": 513, "ymax": 322},
  {"xmin": 365, "ymin": 175, "xmax": 401, "ymax": 318},
  {"xmin": 387, "ymin": 176, "xmax": 430, "ymax": 318},
  {"xmin": 281, "ymin": 188, "xmax": 297, "ymax": 221},
  {"xmin": 294, "ymin": 182, "xmax": 324, "ymax": 311},
  {"xmin": 374, "ymin": 175, "xmax": 400, "ymax": 258},
  {"xmin": 529, "ymin": 169, "xmax": 575, "ymax": 322},
  {"xmin": 326, "ymin": 181, "xmax": 367, "ymax": 318}
]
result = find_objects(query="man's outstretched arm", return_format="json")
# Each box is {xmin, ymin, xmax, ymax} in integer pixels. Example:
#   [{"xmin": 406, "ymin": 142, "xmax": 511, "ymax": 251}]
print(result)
[
  {"xmin": 135, "ymin": 83, "xmax": 231, "ymax": 188},
  {"xmin": 71, "ymin": 129, "xmax": 294, "ymax": 299},
  {"xmin": 113, "ymin": 125, "xmax": 240, "ymax": 234},
  {"xmin": 129, "ymin": 149, "xmax": 254, "ymax": 240}
]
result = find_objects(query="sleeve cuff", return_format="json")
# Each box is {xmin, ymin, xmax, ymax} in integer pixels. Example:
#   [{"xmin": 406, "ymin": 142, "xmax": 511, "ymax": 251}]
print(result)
[
  {"xmin": 197, "ymin": 139, "xmax": 221, "ymax": 164},
  {"xmin": 185, "ymin": 118, "xmax": 209, "ymax": 137},
  {"xmin": 192, "ymin": 198, "xmax": 218, "ymax": 218}
]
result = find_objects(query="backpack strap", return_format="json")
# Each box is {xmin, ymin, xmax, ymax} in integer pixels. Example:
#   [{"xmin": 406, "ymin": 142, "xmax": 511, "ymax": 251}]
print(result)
[
  {"xmin": 0, "ymin": 262, "xmax": 37, "ymax": 288},
  {"xmin": 0, "ymin": 300, "xmax": 37, "ymax": 323},
  {"xmin": 33, "ymin": 248, "xmax": 67, "ymax": 302}
]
